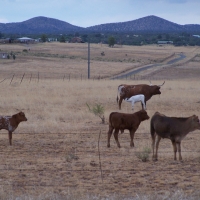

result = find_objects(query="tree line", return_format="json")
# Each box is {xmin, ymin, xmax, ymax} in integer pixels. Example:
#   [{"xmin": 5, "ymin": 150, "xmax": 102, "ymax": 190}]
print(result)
[{"xmin": 1, "ymin": 31, "xmax": 200, "ymax": 47}]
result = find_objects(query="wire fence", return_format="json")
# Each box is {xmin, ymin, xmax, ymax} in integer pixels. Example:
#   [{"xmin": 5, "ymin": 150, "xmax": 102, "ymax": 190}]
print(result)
[
  {"xmin": 0, "ymin": 71, "xmax": 169, "ymax": 85},
  {"xmin": 0, "ymin": 130, "xmax": 199, "ymax": 192}
]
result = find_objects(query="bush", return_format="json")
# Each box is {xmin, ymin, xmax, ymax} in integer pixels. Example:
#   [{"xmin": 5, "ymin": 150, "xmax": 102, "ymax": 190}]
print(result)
[
  {"xmin": 136, "ymin": 147, "xmax": 151, "ymax": 162},
  {"xmin": 86, "ymin": 103, "xmax": 105, "ymax": 124}
]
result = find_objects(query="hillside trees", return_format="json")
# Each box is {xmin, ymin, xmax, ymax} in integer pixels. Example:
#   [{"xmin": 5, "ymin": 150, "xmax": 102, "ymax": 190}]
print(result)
[
  {"xmin": 59, "ymin": 35, "xmax": 66, "ymax": 43},
  {"xmin": 41, "ymin": 34, "xmax": 47, "ymax": 42},
  {"xmin": 108, "ymin": 36, "xmax": 115, "ymax": 47}
]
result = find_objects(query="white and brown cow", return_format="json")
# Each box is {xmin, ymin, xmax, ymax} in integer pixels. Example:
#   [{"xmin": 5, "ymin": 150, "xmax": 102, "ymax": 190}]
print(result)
[{"xmin": 0, "ymin": 112, "xmax": 27, "ymax": 145}]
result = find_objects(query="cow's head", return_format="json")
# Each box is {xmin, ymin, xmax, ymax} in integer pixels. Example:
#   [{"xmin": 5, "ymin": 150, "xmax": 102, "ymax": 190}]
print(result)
[
  {"xmin": 14, "ymin": 112, "xmax": 28, "ymax": 122},
  {"xmin": 151, "ymin": 81, "xmax": 165, "ymax": 95},
  {"xmin": 139, "ymin": 110, "xmax": 150, "ymax": 121},
  {"xmin": 191, "ymin": 115, "xmax": 200, "ymax": 130}
]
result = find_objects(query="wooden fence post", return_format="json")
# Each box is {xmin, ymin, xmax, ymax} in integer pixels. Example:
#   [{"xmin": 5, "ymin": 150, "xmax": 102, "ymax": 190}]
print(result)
[
  {"xmin": 20, "ymin": 73, "xmax": 25, "ymax": 84},
  {"xmin": 10, "ymin": 74, "xmax": 15, "ymax": 85}
]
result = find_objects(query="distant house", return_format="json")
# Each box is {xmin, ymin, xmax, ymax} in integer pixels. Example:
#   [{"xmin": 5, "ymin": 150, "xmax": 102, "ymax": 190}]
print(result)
[
  {"xmin": 0, "ymin": 52, "xmax": 8, "ymax": 59},
  {"xmin": 0, "ymin": 38, "xmax": 12, "ymax": 43},
  {"xmin": 48, "ymin": 38, "xmax": 57, "ymax": 42},
  {"xmin": 70, "ymin": 37, "xmax": 84, "ymax": 43},
  {"xmin": 193, "ymin": 35, "xmax": 200, "ymax": 38},
  {"xmin": 157, "ymin": 40, "xmax": 173, "ymax": 45},
  {"xmin": 17, "ymin": 37, "xmax": 35, "ymax": 43}
]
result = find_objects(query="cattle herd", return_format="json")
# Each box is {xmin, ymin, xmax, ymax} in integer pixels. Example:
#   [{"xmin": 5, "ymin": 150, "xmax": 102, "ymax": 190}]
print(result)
[
  {"xmin": 1, "ymin": 81, "xmax": 200, "ymax": 161},
  {"xmin": 109, "ymin": 81, "xmax": 200, "ymax": 161}
]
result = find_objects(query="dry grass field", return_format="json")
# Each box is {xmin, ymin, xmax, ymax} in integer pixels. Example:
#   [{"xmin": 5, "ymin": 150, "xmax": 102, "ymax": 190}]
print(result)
[{"xmin": 0, "ymin": 43, "xmax": 200, "ymax": 199}]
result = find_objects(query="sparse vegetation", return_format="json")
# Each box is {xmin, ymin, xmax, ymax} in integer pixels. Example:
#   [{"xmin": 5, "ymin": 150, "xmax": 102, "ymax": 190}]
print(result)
[
  {"xmin": 86, "ymin": 103, "xmax": 105, "ymax": 124},
  {"xmin": 136, "ymin": 147, "xmax": 151, "ymax": 162},
  {"xmin": 0, "ymin": 43, "xmax": 199, "ymax": 198}
]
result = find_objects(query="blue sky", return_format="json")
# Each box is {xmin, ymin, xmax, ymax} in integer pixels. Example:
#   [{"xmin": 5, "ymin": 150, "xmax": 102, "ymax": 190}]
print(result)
[{"xmin": 0, "ymin": 0, "xmax": 200, "ymax": 27}]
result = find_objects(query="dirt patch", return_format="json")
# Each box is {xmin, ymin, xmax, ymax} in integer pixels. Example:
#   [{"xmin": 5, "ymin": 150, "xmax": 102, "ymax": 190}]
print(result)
[{"xmin": 0, "ymin": 129, "xmax": 199, "ymax": 197}]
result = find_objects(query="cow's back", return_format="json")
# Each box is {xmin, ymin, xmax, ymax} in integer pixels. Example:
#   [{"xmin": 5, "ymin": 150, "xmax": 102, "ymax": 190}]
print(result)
[
  {"xmin": 151, "ymin": 114, "xmax": 172, "ymax": 138},
  {"xmin": 151, "ymin": 113, "xmax": 190, "ymax": 138},
  {"xmin": 109, "ymin": 112, "xmax": 134, "ymax": 129}
]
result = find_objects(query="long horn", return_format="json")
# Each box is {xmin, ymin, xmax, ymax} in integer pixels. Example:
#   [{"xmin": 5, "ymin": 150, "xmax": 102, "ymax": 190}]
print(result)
[{"xmin": 158, "ymin": 81, "xmax": 165, "ymax": 87}]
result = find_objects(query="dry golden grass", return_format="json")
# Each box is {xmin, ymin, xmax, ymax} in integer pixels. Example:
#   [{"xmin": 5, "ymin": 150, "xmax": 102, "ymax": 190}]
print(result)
[
  {"xmin": 0, "ymin": 43, "xmax": 200, "ymax": 199},
  {"xmin": 0, "ymin": 43, "xmax": 199, "ymax": 79}
]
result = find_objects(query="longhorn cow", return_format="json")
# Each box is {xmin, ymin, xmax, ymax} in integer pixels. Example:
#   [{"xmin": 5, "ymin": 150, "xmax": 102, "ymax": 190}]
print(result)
[{"xmin": 116, "ymin": 81, "xmax": 165, "ymax": 110}]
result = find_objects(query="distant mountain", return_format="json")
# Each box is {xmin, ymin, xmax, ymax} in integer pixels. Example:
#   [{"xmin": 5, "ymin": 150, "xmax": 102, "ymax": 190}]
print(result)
[
  {"xmin": 0, "ymin": 15, "xmax": 200, "ymax": 34},
  {"xmin": 87, "ymin": 15, "xmax": 200, "ymax": 33},
  {"xmin": 0, "ymin": 16, "xmax": 85, "ymax": 34}
]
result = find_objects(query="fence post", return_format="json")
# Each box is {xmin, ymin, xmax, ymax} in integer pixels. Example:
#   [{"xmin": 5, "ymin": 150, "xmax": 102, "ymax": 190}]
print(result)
[
  {"xmin": 29, "ymin": 73, "xmax": 32, "ymax": 83},
  {"xmin": 98, "ymin": 130, "xmax": 103, "ymax": 183},
  {"xmin": 38, "ymin": 72, "xmax": 39, "ymax": 83},
  {"xmin": 20, "ymin": 73, "xmax": 25, "ymax": 84},
  {"xmin": 10, "ymin": 74, "xmax": 15, "ymax": 85}
]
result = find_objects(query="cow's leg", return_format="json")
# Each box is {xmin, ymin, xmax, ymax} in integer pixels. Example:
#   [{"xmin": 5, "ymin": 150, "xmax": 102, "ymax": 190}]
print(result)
[
  {"xmin": 130, "ymin": 130, "xmax": 136, "ymax": 147},
  {"xmin": 8, "ymin": 131, "xmax": 12, "ymax": 145},
  {"xmin": 141, "ymin": 100, "xmax": 146, "ymax": 110},
  {"xmin": 131, "ymin": 102, "xmax": 134, "ymax": 110},
  {"xmin": 151, "ymin": 134, "xmax": 156, "ymax": 160},
  {"xmin": 171, "ymin": 140, "xmax": 177, "ymax": 160},
  {"xmin": 155, "ymin": 135, "xmax": 161, "ymax": 161},
  {"xmin": 119, "ymin": 97, "xmax": 123, "ymax": 110},
  {"xmin": 113, "ymin": 129, "xmax": 120, "ymax": 148},
  {"xmin": 177, "ymin": 142, "xmax": 182, "ymax": 161},
  {"xmin": 107, "ymin": 127, "xmax": 113, "ymax": 148}
]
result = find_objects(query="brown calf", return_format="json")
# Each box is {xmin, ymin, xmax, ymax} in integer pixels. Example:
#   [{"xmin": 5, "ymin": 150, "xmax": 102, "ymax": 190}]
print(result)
[
  {"xmin": 107, "ymin": 110, "xmax": 149, "ymax": 148},
  {"xmin": 150, "ymin": 112, "xmax": 200, "ymax": 161},
  {"xmin": 0, "ymin": 112, "xmax": 27, "ymax": 145}
]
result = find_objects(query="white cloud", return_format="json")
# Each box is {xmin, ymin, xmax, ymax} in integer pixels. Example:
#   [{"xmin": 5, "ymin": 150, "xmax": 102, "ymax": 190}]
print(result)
[{"xmin": 0, "ymin": 18, "xmax": 9, "ymax": 23}]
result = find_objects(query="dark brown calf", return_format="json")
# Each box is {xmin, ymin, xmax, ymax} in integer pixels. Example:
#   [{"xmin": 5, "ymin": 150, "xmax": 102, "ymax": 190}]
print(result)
[
  {"xmin": 150, "ymin": 112, "xmax": 200, "ymax": 161},
  {"xmin": 107, "ymin": 110, "xmax": 149, "ymax": 148},
  {"xmin": 0, "ymin": 112, "xmax": 27, "ymax": 145}
]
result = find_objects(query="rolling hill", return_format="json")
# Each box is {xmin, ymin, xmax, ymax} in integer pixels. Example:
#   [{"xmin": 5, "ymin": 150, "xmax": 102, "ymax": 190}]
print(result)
[
  {"xmin": 0, "ymin": 15, "xmax": 200, "ymax": 34},
  {"xmin": 0, "ymin": 16, "xmax": 84, "ymax": 34}
]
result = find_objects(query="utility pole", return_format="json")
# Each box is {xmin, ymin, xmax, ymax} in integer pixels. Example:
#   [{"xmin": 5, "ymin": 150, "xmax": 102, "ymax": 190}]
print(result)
[{"xmin": 88, "ymin": 39, "xmax": 90, "ymax": 79}]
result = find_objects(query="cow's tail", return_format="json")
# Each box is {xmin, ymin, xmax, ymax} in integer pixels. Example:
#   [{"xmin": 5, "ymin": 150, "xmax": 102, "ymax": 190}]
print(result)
[
  {"xmin": 116, "ymin": 87, "xmax": 119, "ymax": 103},
  {"xmin": 109, "ymin": 112, "xmax": 114, "ymax": 127},
  {"xmin": 150, "ymin": 117, "xmax": 156, "ymax": 139},
  {"xmin": 116, "ymin": 85, "xmax": 124, "ymax": 103}
]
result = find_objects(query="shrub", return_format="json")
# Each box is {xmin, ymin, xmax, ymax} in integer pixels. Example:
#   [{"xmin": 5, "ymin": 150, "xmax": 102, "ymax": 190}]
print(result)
[
  {"xmin": 136, "ymin": 147, "xmax": 151, "ymax": 162},
  {"xmin": 86, "ymin": 103, "xmax": 105, "ymax": 124}
]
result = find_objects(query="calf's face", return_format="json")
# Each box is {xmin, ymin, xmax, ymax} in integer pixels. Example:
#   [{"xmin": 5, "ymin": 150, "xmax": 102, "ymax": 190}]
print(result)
[
  {"xmin": 17, "ymin": 112, "xmax": 28, "ymax": 122},
  {"xmin": 139, "ymin": 110, "xmax": 150, "ymax": 121},
  {"xmin": 191, "ymin": 115, "xmax": 200, "ymax": 130}
]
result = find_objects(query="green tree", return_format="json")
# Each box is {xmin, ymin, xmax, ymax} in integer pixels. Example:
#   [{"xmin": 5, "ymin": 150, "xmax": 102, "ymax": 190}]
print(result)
[
  {"xmin": 41, "ymin": 34, "xmax": 47, "ymax": 42},
  {"xmin": 108, "ymin": 36, "xmax": 115, "ymax": 47},
  {"xmin": 60, "ymin": 35, "xmax": 66, "ymax": 43},
  {"xmin": 157, "ymin": 34, "xmax": 162, "ymax": 39},
  {"xmin": 0, "ymin": 32, "xmax": 3, "ymax": 39}
]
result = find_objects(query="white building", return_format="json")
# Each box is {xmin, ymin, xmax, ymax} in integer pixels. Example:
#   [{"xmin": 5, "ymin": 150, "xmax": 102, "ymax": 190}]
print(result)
[{"xmin": 17, "ymin": 37, "xmax": 35, "ymax": 43}]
